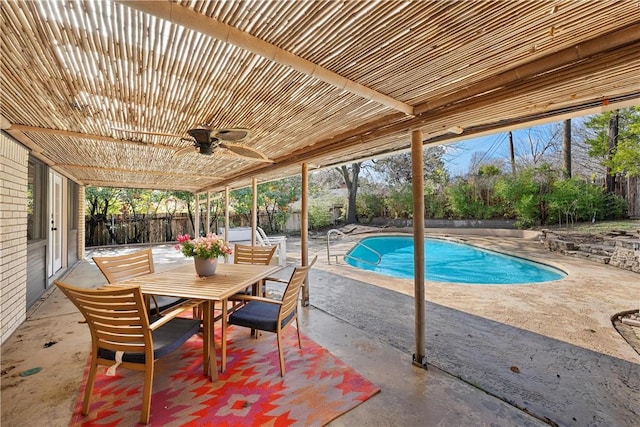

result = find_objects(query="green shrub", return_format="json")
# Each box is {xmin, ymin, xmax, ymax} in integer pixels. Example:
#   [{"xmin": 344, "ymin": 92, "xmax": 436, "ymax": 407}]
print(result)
[
  {"xmin": 424, "ymin": 183, "xmax": 449, "ymax": 219},
  {"xmin": 357, "ymin": 193, "xmax": 385, "ymax": 222},
  {"xmin": 384, "ymin": 186, "xmax": 414, "ymax": 218},
  {"xmin": 547, "ymin": 178, "xmax": 629, "ymax": 225},
  {"xmin": 446, "ymin": 181, "xmax": 501, "ymax": 219},
  {"xmin": 308, "ymin": 204, "xmax": 333, "ymax": 230},
  {"xmin": 494, "ymin": 170, "xmax": 542, "ymax": 228}
]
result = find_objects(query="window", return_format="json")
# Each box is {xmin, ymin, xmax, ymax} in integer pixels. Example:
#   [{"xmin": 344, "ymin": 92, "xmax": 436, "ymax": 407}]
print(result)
[
  {"xmin": 68, "ymin": 180, "xmax": 78, "ymax": 230},
  {"xmin": 27, "ymin": 158, "xmax": 46, "ymax": 241}
]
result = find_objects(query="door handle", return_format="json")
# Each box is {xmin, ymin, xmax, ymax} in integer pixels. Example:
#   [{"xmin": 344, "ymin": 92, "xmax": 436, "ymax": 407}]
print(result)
[{"xmin": 51, "ymin": 227, "xmax": 57, "ymax": 231}]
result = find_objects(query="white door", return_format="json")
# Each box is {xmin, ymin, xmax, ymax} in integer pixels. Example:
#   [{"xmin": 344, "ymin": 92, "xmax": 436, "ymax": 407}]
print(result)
[{"xmin": 48, "ymin": 172, "xmax": 63, "ymax": 276}]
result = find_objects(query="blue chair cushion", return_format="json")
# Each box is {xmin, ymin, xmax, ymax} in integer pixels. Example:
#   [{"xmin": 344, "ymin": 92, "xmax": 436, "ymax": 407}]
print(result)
[
  {"xmin": 98, "ymin": 317, "xmax": 201, "ymax": 364},
  {"xmin": 228, "ymin": 301, "xmax": 295, "ymax": 332},
  {"xmin": 150, "ymin": 296, "xmax": 188, "ymax": 313}
]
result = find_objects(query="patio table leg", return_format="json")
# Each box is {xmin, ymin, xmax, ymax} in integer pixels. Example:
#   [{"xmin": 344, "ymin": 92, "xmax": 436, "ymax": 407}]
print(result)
[
  {"xmin": 203, "ymin": 300, "xmax": 218, "ymax": 381},
  {"xmin": 221, "ymin": 299, "xmax": 228, "ymax": 372}
]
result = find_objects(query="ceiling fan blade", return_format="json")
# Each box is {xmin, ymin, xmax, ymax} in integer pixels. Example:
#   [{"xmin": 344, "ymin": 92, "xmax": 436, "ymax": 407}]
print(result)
[
  {"xmin": 219, "ymin": 142, "xmax": 273, "ymax": 163},
  {"xmin": 111, "ymin": 127, "xmax": 183, "ymax": 138},
  {"xmin": 174, "ymin": 145, "xmax": 197, "ymax": 156},
  {"xmin": 213, "ymin": 128, "xmax": 251, "ymax": 141}
]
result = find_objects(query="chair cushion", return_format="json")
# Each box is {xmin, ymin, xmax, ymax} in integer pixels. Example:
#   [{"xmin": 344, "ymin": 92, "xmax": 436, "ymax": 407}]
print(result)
[
  {"xmin": 150, "ymin": 296, "xmax": 187, "ymax": 312},
  {"xmin": 98, "ymin": 317, "xmax": 201, "ymax": 364},
  {"xmin": 228, "ymin": 301, "xmax": 295, "ymax": 332}
]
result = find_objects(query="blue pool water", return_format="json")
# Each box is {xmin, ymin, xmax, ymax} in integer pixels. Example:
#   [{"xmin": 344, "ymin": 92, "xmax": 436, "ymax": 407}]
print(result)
[{"xmin": 345, "ymin": 236, "xmax": 566, "ymax": 284}]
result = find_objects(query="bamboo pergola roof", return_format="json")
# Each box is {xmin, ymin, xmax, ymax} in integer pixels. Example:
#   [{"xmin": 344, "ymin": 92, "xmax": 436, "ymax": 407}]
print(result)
[{"xmin": 2, "ymin": 0, "xmax": 639, "ymax": 192}]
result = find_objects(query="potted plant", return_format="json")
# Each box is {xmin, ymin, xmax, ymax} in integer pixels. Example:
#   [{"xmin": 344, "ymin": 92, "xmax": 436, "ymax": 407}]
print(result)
[{"xmin": 175, "ymin": 233, "xmax": 233, "ymax": 276}]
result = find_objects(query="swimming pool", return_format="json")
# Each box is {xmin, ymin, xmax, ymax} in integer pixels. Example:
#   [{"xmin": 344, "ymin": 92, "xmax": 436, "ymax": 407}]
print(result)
[{"xmin": 344, "ymin": 235, "xmax": 566, "ymax": 284}]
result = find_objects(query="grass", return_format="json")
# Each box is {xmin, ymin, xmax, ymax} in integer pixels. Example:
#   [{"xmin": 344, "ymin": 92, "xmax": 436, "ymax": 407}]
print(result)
[{"xmin": 537, "ymin": 219, "xmax": 640, "ymax": 234}]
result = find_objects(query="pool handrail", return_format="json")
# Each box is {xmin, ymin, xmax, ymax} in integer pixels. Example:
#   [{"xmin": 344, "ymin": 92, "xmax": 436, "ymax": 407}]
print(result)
[{"xmin": 327, "ymin": 229, "xmax": 346, "ymax": 265}]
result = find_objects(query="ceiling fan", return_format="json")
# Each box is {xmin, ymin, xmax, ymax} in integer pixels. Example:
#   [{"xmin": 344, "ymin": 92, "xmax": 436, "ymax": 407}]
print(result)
[
  {"xmin": 179, "ymin": 127, "xmax": 272, "ymax": 162},
  {"xmin": 112, "ymin": 126, "xmax": 273, "ymax": 163}
]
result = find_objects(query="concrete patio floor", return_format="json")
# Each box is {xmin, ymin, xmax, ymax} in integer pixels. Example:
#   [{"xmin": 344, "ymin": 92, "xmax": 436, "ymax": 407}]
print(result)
[{"xmin": 1, "ymin": 231, "xmax": 639, "ymax": 426}]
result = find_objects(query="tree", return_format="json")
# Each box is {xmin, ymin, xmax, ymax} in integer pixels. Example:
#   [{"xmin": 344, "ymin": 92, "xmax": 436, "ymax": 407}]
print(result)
[
  {"xmin": 198, "ymin": 195, "xmax": 225, "ymax": 235},
  {"xmin": 230, "ymin": 187, "xmax": 253, "ymax": 226},
  {"xmin": 257, "ymin": 177, "xmax": 301, "ymax": 232},
  {"xmin": 582, "ymin": 107, "xmax": 640, "ymax": 178},
  {"xmin": 85, "ymin": 187, "xmax": 120, "ymax": 245},
  {"xmin": 228, "ymin": 178, "xmax": 300, "ymax": 232},
  {"xmin": 171, "ymin": 191, "xmax": 196, "ymax": 235},
  {"xmin": 515, "ymin": 124, "xmax": 562, "ymax": 168},
  {"xmin": 373, "ymin": 146, "xmax": 448, "ymax": 186},
  {"xmin": 336, "ymin": 163, "xmax": 361, "ymax": 224},
  {"xmin": 562, "ymin": 119, "xmax": 572, "ymax": 178},
  {"xmin": 606, "ymin": 112, "xmax": 619, "ymax": 193}
]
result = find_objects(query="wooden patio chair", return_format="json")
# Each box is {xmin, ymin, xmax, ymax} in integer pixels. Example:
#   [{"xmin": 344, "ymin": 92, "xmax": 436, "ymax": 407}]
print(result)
[
  {"xmin": 227, "ymin": 244, "xmax": 277, "ymax": 315},
  {"xmin": 55, "ymin": 280, "xmax": 202, "ymax": 425},
  {"xmin": 233, "ymin": 243, "xmax": 277, "ymax": 266},
  {"xmin": 227, "ymin": 257, "xmax": 317, "ymax": 376},
  {"xmin": 93, "ymin": 248, "xmax": 185, "ymax": 315}
]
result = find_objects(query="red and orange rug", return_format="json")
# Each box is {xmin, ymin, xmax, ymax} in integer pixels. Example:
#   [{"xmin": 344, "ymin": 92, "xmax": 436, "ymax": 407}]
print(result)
[{"xmin": 70, "ymin": 327, "xmax": 380, "ymax": 426}]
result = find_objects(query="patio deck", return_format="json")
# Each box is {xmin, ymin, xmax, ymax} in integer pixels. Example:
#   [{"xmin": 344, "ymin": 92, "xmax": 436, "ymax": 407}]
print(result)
[{"xmin": 1, "ymin": 233, "xmax": 638, "ymax": 426}]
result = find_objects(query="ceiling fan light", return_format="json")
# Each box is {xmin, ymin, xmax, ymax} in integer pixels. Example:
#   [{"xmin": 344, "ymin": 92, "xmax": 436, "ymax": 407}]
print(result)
[{"xmin": 198, "ymin": 142, "xmax": 213, "ymax": 155}]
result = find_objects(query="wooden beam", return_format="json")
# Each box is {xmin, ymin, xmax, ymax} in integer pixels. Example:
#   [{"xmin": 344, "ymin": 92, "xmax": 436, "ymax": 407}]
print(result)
[
  {"xmin": 206, "ymin": 192, "xmax": 211, "ymax": 234},
  {"xmin": 414, "ymin": 22, "xmax": 640, "ymax": 115},
  {"xmin": 301, "ymin": 162, "xmax": 309, "ymax": 306},
  {"xmin": 411, "ymin": 129, "xmax": 426, "ymax": 369},
  {"xmin": 117, "ymin": 1, "xmax": 414, "ymax": 116},
  {"xmin": 80, "ymin": 180, "xmax": 195, "ymax": 191},
  {"xmin": 195, "ymin": 193, "xmax": 201, "ymax": 236},
  {"xmin": 251, "ymin": 178, "xmax": 257, "ymax": 246},
  {"xmin": 6, "ymin": 124, "xmax": 179, "ymax": 151},
  {"xmin": 54, "ymin": 164, "xmax": 218, "ymax": 179},
  {"xmin": 224, "ymin": 186, "xmax": 230, "ymax": 259}
]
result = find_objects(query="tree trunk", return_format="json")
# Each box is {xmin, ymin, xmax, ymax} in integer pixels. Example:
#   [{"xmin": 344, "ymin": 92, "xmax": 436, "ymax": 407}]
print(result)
[
  {"xmin": 338, "ymin": 163, "xmax": 361, "ymax": 224},
  {"xmin": 562, "ymin": 119, "xmax": 572, "ymax": 179},
  {"xmin": 606, "ymin": 111, "xmax": 619, "ymax": 193},
  {"xmin": 509, "ymin": 131, "xmax": 516, "ymax": 175}
]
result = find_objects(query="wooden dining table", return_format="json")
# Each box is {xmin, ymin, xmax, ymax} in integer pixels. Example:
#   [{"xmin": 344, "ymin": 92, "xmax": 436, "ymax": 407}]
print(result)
[{"xmin": 111, "ymin": 262, "xmax": 281, "ymax": 380}]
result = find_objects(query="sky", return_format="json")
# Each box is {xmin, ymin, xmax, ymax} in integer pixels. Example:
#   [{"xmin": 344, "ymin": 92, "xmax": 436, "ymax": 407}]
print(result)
[
  {"xmin": 441, "ymin": 119, "xmax": 579, "ymax": 176},
  {"xmin": 443, "ymin": 132, "xmax": 518, "ymax": 176}
]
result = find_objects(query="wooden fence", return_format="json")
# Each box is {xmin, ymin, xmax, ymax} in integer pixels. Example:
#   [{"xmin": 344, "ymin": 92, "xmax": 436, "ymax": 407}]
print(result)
[
  {"xmin": 620, "ymin": 176, "xmax": 640, "ymax": 218},
  {"xmin": 85, "ymin": 212, "xmax": 304, "ymax": 247},
  {"xmin": 85, "ymin": 214, "xmax": 194, "ymax": 247}
]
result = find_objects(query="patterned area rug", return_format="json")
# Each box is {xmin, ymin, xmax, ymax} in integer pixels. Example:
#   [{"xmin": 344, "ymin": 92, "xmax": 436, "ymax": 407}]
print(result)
[{"xmin": 70, "ymin": 327, "xmax": 380, "ymax": 426}]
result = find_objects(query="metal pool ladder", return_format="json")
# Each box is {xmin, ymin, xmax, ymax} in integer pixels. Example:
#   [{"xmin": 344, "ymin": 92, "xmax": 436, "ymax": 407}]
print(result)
[{"xmin": 326, "ymin": 229, "xmax": 347, "ymax": 265}]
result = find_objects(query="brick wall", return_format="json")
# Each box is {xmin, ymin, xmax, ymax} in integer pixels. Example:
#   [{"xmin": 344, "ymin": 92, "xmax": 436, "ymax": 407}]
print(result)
[
  {"xmin": 77, "ymin": 184, "xmax": 85, "ymax": 260},
  {"xmin": 0, "ymin": 134, "xmax": 29, "ymax": 344}
]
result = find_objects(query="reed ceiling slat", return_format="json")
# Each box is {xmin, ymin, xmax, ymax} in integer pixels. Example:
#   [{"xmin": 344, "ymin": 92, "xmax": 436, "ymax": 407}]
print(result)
[{"xmin": 1, "ymin": 0, "xmax": 638, "ymax": 193}]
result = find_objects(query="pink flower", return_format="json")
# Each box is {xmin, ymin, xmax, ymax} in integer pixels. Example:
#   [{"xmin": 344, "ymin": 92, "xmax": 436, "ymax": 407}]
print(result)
[
  {"xmin": 177, "ymin": 234, "xmax": 191, "ymax": 243},
  {"xmin": 175, "ymin": 233, "xmax": 233, "ymax": 259}
]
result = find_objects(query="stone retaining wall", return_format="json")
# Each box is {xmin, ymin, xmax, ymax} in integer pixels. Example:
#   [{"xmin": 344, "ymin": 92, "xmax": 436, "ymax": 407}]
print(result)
[{"xmin": 541, "ymin": 230, "xmax": 640, "ymax": 273}]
